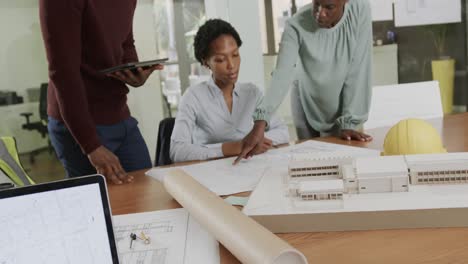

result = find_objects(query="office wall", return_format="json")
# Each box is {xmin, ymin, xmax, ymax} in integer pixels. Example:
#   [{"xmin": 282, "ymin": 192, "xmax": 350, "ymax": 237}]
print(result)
[{"xmin": 0, "ymin": 1, "xmax": 48, "ymax": 96}]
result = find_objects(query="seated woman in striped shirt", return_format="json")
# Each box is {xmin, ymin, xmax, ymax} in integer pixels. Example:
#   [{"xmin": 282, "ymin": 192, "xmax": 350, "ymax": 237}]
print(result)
[{"xmin": 170, "ymin": 19, "xmax": 289, "ymax": 163}]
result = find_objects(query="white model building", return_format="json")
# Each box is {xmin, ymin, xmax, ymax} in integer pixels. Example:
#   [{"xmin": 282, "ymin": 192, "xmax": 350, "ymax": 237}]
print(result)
[
  {"xmin": 346, "ymin": 156, "xmax": 409, "ymax": 194},
  {"xmin": 406, "ymin": 153, "xmax": 468, "ymax": 185},
  {"xmin": 289, "ymin": 159, "xmax": 342, "ymax": 179},
  {"xmin": 296, "ymin": 180, "xmax": 344, "ymax": 201},
  {"xmin": 288, "ymin": 152, "xmax": 468, "ymax": 201},
  {"xmin": 288, "ymin": 151, "xmax": 377, "ymax": 179}
]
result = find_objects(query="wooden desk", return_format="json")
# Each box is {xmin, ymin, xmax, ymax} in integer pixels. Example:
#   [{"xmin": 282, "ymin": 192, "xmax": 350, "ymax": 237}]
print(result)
[
  {"xmin": 108, "ymin": 113, "xmax": 468, "ymax": 264},
  {"xmin": 315, "ymin": 113, "xmax": 468, "ymax": 153}
]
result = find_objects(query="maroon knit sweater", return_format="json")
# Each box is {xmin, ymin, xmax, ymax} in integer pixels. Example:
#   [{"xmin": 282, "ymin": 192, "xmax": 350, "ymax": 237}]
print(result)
[{"xmin": 39, "ymin": 0, "xmax": 138, "ymax": 154}]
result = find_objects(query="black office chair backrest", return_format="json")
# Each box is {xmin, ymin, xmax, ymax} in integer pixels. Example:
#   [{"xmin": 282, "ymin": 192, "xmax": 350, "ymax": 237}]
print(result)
[
  {"xmin": 39, "ymin": 83, "xmax": 48, "ymax": 122},
  {"xmin": 155, "ymin": 117, "xmax": 175, "ymax": 166}
]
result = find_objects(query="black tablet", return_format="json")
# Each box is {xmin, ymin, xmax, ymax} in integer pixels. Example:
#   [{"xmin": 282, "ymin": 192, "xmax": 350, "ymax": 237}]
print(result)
[
  {"xmin": 0, "ymin": 175, "xmax": 119, "ymax": 263},
  {"xmin": 100, "ymin": 58, "xmax": 169, "ymax": 74}
]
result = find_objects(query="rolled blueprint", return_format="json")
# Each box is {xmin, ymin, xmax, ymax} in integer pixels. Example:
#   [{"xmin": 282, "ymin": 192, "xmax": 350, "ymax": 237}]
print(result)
[{"xmin": 164, "ymin": 169, "xmax": 308, "ymax": 264}]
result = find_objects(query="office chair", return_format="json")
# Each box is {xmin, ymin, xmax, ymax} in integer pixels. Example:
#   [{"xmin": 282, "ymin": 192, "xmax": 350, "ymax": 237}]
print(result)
[
  {"xmin": 0, "ymin": 137, "xmax": 35, "ymax": 186},
  {"xmin": 20, "ymin": 83, "xmax": 52, "ymax": 163},
  {"xmin": 162, "ymin": 94, "xmax": 173, "ymax": 118},
  {"xmin": 155, "ymin": 117, "xmax": 175, "ymax": 166}
]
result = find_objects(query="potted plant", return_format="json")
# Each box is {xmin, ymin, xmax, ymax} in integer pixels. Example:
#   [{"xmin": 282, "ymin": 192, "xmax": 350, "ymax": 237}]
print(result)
[{"xmin": 427, "ymin": 24, "xmax": 455, "ymax": 114}]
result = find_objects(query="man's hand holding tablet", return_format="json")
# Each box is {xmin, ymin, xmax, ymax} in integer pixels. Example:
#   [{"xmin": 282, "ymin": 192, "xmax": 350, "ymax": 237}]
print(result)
[{"xmin": 101, "ymin": 58, "xmax": 168, "ymax": 87}]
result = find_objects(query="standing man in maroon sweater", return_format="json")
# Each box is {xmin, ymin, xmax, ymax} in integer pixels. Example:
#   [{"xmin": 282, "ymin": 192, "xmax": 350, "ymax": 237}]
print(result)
[{"xmin": 39, "ymin": 0, "xmax": 163, "ymax": 184}]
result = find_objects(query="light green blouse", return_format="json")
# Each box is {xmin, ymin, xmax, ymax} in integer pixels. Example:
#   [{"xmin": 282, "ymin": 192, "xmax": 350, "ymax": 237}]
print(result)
[{"xmin": 255, "ymin": 0, "xmax": 373, "ymax": 133}]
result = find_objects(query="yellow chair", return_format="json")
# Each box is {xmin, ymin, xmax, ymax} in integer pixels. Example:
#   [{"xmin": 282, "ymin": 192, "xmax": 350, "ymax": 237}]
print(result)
[{"xmin": 0, "ymin": 137, "xmax": 35, "ymax": 186}]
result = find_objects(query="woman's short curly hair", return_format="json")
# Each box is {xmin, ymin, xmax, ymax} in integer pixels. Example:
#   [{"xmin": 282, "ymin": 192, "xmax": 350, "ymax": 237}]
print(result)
[{"xmin": 194, "ymin": 19, "xmax": 242, "ymax": 65}]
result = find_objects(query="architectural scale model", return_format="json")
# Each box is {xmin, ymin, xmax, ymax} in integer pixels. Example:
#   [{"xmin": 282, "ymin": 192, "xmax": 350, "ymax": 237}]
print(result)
[
  {"xmin": 288, "ymin": 152, "xmax": 468, "ymax": 202},
  {"xmin": 243, "ymin": 151, "xmax": 468, "ymax": 233}
]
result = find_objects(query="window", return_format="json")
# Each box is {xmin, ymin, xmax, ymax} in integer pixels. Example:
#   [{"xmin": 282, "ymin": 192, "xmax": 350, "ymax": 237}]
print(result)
[
  {"xmin": 258, "ymin": 0, "xmax": 311, "ymax": 54},
  {"xmin": 153, "ymin": 0, "xmax": 209, "ymax": 117}
]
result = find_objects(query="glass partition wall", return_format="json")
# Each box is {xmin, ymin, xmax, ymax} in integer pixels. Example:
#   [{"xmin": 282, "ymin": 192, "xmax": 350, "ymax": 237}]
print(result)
[{"xmin": 153, "ymin": 0, "xmax": 208, "ymax": 117}]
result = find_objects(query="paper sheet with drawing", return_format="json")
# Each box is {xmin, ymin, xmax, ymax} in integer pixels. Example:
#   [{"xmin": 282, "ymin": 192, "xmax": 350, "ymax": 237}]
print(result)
[
  {"xmin": 369, "ymin": 0, "xmax": 393, "ymax": 21},
  {"xmin": 146, "ymin": 141, "xmax": 380, "ymax": 195},
  {"xmin": 394, "ymin": 0, "xmax": 461, "ymax": 27},
  {"xmin": 113, "ymin": 208, "xmax": 219, "ymax": 264},
  {"xmin": 365, "ymin": 81, "xmax": 443, "ymax": 130}
]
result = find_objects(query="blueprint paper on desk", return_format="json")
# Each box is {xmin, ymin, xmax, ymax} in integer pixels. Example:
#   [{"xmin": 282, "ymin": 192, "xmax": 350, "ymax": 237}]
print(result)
[
  {"xmin": 146, "ymin": 141, "xmax": 380, "ymax": 196},
  {"xmin": 279, "ymin": 140, "xmax": 380, "ymax": 155},
  {"xmin": 147, "ymin": 156, "xmax": 269, "ymax": 195},
  {"xmin": 113, "ymin": 208, "xmax": 219, "ymax": 264}
]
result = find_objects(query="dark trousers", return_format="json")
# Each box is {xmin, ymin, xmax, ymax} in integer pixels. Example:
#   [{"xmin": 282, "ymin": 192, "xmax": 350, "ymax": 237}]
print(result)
[{"xmin": 48, "ymin": 116, "xmax": 151, "ymax": 178}]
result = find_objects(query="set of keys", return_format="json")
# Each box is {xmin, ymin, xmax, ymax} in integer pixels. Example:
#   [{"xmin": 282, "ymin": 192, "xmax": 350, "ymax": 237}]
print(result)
[{"xmin": 129, "ymin": 231, "xmax": 151, "ymax": 249}]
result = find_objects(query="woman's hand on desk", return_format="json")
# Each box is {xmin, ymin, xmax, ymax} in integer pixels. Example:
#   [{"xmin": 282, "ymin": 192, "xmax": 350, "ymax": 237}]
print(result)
[
  {"xmin": 223, "ymin": 137, "xmax": 272, "ymax": 158},
  {"xmin": 233, "ymin": 121, "xmax": 267, "ymax": 165},
  {"xmin": 108, "ymin": 64, "xmax": 164, "ymax": 87},
  {"xmin": 340, "ymin": 129, "xmax": 373, "ymax": 142},
  {"xmin": 88, "ymin": 146, "xmax": 134, "ymax": 185}
]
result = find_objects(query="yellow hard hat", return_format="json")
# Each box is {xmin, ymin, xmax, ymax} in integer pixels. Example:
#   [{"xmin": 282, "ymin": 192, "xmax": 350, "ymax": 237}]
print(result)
[{"xmin": 382, "ymin": 118, "xmax": 446, "ymax": 156}]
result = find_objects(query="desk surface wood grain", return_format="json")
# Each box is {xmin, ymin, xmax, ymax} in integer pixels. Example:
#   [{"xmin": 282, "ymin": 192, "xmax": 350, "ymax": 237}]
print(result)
[{"xmin": 108, "ymin": 113, "xmax": 468, "ymax": 264}]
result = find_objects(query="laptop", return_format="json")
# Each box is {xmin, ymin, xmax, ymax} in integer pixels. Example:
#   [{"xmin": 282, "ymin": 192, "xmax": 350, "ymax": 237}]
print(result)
[{"xmin": 0, "ymin": 175, "xmax": 119, "ymax": 263}]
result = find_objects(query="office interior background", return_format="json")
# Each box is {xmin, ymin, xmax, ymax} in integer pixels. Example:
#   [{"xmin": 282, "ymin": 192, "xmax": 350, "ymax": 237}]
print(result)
[{"xmin": 1, "ymin": 0, "xmax": 467, "ymax": 182}]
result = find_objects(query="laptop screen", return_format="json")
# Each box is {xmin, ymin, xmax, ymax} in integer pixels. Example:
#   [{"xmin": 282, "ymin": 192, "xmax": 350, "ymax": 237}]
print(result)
[{"xmin": 0, "ymin": 175, "xmax": 118, "ymax": 263}]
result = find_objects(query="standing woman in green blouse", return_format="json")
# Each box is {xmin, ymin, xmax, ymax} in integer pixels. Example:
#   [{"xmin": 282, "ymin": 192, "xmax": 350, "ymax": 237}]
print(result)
[{"xmin": 235, "ymin": 0, "xmax": 373, "ymax": 163}]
